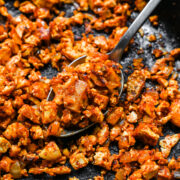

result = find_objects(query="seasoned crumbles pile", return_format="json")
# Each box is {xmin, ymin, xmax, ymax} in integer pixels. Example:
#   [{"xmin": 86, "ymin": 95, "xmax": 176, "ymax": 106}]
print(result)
[{"xmin": 0, "ymin": 0, "xmax": 179, "ymax": 179}]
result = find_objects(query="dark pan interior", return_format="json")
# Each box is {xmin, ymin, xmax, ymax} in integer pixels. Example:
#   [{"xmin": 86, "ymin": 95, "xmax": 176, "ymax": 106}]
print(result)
[{"xmin": 2, "ymin": 0, "xmax": 180, "ymax": 179}]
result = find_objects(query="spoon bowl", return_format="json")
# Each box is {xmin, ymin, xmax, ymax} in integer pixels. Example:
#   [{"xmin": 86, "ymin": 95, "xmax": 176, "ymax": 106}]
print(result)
[{"xmin": 47, "ymin": 57, "xmax": 124, "ymax": 138}]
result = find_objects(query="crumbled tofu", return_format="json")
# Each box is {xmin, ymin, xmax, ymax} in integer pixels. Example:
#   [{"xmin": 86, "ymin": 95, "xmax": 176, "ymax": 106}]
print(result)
[{"xmin": 159, "ymin": 134, "xmax": 180, "ymax": 158}]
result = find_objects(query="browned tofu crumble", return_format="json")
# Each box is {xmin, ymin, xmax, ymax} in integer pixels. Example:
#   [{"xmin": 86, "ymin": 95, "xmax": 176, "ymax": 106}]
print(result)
[{"xmin": 0, "ymin": 0, "xmax": 179, "ymax": 179}]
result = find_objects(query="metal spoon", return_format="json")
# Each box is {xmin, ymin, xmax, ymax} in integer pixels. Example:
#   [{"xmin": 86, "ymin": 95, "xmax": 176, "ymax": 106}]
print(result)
[{"xmin": 47, "ymin": 0, "xmax": 162, "ymax": 138}]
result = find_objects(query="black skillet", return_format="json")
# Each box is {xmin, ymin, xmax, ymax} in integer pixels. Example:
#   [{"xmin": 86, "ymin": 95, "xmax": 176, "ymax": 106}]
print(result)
[{"xmin": 3, "ymin": 0, "xmax": 180, "ymax": 179}]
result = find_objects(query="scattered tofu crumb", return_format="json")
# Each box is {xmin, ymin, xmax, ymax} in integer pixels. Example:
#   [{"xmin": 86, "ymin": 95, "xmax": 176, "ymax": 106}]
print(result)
[
  {"xmin": 149, "ymin": 15, "xmax": 158, "ymax": 26},
  {"xmin": 127, "ymin": 111, "xmax": 138, "ymax": 123},
  {"xmin": 135, "ymin": 0, "xmax": 147, "ymax": 11},
  {"xmin": 147, "ymin": 34, "xmax": 156, "ymax": 42},
  {"xmin": 139, "ymin": 28, "xmax": 144, "ymax": 37},
  {"xmin": 153, "ymin": 49, "xmax": 163, "ymax": 58}
]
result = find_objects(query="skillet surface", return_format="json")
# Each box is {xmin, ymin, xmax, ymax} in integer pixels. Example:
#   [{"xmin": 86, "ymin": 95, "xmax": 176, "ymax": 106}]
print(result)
[{"xmin": 3, "ymin": 0, "xmax": 180, "ymax": 179}]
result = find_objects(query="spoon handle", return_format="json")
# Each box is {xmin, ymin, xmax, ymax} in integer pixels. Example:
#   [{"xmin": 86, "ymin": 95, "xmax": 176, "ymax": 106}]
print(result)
[{"xmin": 109, "ymin": 0, "xmax": 162, "ymax": 62}]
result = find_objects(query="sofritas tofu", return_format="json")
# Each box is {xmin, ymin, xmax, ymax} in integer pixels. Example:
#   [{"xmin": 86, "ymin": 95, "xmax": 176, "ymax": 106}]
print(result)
[
  {"xmin": 126, "ymin": 70, "xmax": 150, "ymax": 101},
  {"xmin": 106, "ymin": 107, "xmax": 124, "ymax": 125},
  {"xmin": 135, "ymin": 123, "xmax": 159, "ymax": 146},
  {"xmin": 170, "ymin": 99, "xmax": 180, "ymax": 127},
  {"xmin": 140, "ymin": 160, "xmax": 159, "ymax": 180},
  {"xmin": 159, "ymin": 134, "xmax": 180, "ymax": 158},
  {"xmin": 39, "ymin": 141, "xmax": 62, "ymax": 161},
  {"xmin": 69, "ymin": 150, "xmax": 89, "ymax": 170},
  {"xmin": 0, "ymin": 0, "xmax": 179, "ymax": 179}
]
